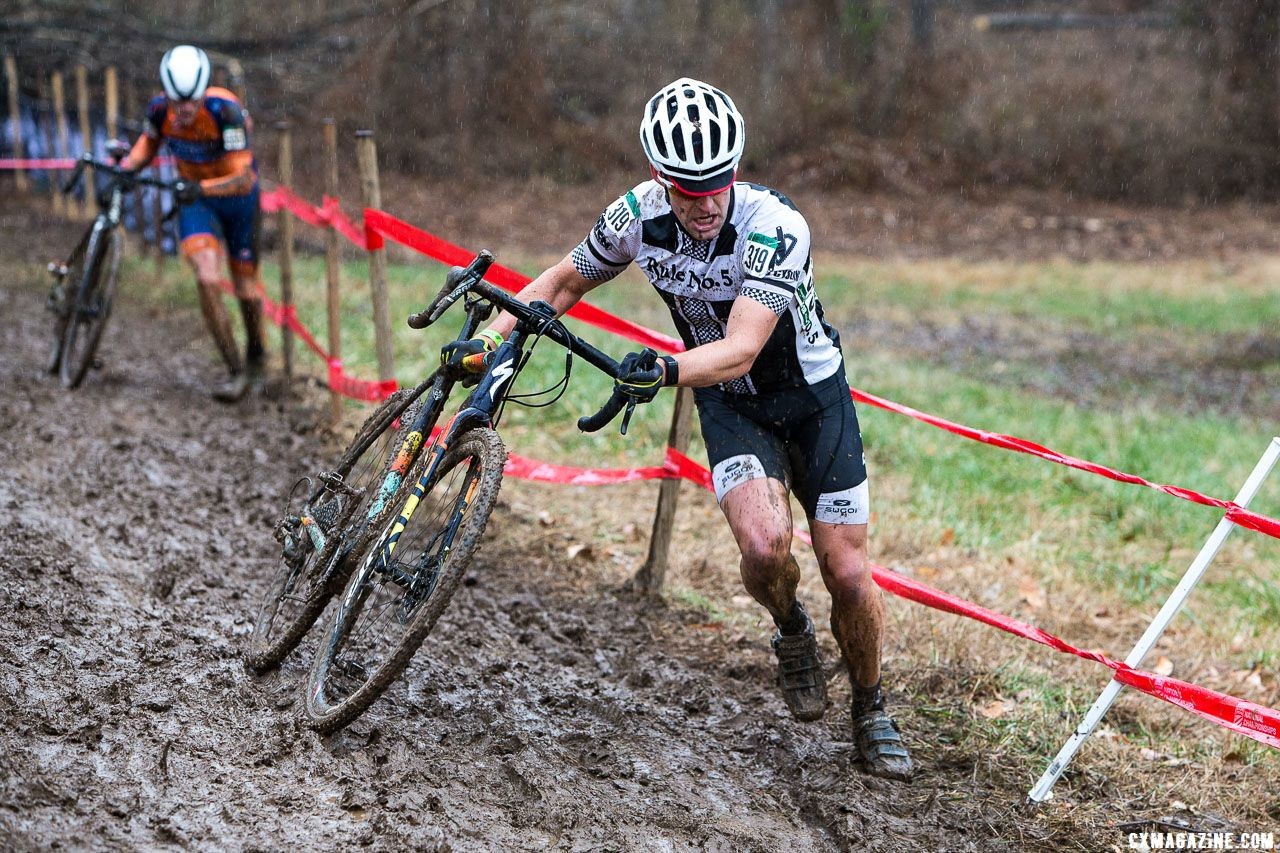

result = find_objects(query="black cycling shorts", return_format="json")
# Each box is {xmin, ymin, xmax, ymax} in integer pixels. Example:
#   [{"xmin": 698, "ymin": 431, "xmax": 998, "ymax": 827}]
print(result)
[{"xmin": 693, "ymin": 371, "xmax": 869, "ymax": 525}]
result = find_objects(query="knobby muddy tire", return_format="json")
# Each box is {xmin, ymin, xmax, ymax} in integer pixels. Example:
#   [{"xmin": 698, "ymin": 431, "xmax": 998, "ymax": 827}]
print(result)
[
  {"xmin": 304, "ymin": 426, "xmax": 506, "ymax": 735},
  {"xmin": 243, "ymin": 388, "xmax": 425, "ymax": 674},
  {"xmin": 47, "ymin": 224, "xmax": 96, "ymax": 377},
  {"xmin": 59, "ymin": 226, "xmax": 121, "ymax": 389}
]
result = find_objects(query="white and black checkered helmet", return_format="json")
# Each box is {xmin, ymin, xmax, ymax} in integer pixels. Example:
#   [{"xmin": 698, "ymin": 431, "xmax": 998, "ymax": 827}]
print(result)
[
  {"xmin": 640, "ymin": 77, "xmax": 745, "ymax": 196},
  {"xmin": 160, "ymin": 45, "xmax": 211, "ymax": 101}
]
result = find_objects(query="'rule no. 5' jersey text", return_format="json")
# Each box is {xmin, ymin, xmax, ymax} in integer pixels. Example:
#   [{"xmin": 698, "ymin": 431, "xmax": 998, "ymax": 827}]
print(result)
[{"xmin": 571, "ymin": 180, "xmax": 843, "ymax": 395}]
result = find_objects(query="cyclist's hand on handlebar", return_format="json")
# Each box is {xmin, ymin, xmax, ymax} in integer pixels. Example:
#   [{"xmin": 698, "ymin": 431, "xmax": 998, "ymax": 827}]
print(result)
[
  {"xmin": 441, "ymin": 330, "xmax": 503, "ymax": 378},
  {"xmin": 173, "ymin": 180, "xmax": 203, "ymax": 205},
  {"xmin": 615, "ymin": 348, "xmax": 665, "ymax": 405}
]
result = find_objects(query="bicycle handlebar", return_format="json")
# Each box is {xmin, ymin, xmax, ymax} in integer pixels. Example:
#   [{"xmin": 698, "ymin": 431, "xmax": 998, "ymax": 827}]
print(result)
[
  {"xmin": 409, "ymin": 251, "xmax": 644, "ymax": 433},
  {"xmin": 406, "ymin": 251, "xmax": 494, "ymax": 329},
  {"xmin": 61, "ymin": 152, "xmax": 184, "ymax": 196}
]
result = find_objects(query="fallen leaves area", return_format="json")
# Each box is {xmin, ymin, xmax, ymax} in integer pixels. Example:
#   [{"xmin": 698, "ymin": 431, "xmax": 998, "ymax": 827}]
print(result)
[{"xmin": 2, "ymin": 193, "xmax": 1277, "ymax": 851}]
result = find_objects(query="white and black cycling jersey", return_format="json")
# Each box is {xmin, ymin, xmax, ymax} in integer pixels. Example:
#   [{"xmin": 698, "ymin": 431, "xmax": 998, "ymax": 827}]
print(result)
[{"xmin": 571, "ymin": 180, "xmax": 843, "ymax": 395}]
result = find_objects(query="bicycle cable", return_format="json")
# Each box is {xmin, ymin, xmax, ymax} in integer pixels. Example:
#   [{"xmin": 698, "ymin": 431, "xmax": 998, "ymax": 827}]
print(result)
[{"xmin": 493, "ymin": 312, "xmax": 576, "ymax": 426}]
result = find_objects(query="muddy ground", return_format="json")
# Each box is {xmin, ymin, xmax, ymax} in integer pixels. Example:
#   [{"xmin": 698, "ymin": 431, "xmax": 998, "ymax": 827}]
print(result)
[{"xmin": 1, "ymin": 195, "xmax": 1275, "ymax": 851}]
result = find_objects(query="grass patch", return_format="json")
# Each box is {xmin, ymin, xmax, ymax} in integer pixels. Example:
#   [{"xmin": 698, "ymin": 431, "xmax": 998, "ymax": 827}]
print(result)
[{"xmin": 818, "ymin": 256, "xmax": 1280, "ymax": 340}]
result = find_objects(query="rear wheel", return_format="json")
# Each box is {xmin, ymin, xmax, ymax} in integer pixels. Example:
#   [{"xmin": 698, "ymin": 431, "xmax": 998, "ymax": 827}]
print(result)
[
  {"xmin": 59, "ymin": 226, "xmax": 121, "ymax": 389},
  {"xmin": 46, "ymin": 226, "xmax": 94, "ymax": 375},
  {"xmin": 304, "ymin": 427, "xmax": 506, "ymax": 734},
  {"xmin": 244, "ymin": 387, "xmax": 432, "ymax": 673}
]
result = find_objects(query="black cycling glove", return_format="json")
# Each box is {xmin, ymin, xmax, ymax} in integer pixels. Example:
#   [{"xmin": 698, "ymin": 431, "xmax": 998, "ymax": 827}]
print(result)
[
  {"xmin": 615, "ymin": 348, "xmax": 665, "ymax": 404},
  {"xmin": 173, "ymin": 180, "xmax": 203, "ymax": 205},
  {"xmin": 441, "ymin": 330, "xmax": 503, "ymax": 377}
]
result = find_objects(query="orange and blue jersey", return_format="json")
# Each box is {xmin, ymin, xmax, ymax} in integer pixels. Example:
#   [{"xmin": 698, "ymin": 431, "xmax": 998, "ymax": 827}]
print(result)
[{"xmin": 123, "ymin": 86, "xmax": 260, "ymax": 271}]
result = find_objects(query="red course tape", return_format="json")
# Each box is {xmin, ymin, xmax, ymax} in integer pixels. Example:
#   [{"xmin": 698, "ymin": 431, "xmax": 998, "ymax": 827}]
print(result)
[{"xmin": 247, "ymin": 185, "xmax": 1279, "ymax": 750}]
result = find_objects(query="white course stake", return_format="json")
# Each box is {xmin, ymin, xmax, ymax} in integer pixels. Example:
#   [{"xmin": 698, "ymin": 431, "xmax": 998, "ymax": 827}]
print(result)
[{"xmin": 1028, "ymin": 437, "xmax": 1280, "ymax": 803}]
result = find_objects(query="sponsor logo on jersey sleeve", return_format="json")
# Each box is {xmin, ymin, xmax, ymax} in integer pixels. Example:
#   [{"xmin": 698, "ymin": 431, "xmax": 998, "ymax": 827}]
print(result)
[
  {"xmin": 603, "ymin": 191, "xmax": 640, "ymax": 235},
  {"xmin": 222, "ymin": 126, "xmax": 248, "ymax": 151}
]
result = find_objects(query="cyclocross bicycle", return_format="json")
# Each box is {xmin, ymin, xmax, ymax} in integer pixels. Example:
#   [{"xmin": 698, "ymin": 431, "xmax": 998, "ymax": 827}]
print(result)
[
  {"xmin": 245, "ymin": 251, "xmax": 642, "ymax": 734},
  {"xmin": 46, "ymin": 150, "xmax": 181, "ymax": 388}
]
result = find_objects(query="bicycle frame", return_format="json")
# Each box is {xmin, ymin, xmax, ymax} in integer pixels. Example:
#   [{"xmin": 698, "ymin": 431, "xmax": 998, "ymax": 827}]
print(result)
[
  {"xmin": 355, "ymin": 272, "xmax": 626, "ymax": 586},
  {"xmin": 361, "ymin": 300, "xmax": 531, "ymax": 579}
]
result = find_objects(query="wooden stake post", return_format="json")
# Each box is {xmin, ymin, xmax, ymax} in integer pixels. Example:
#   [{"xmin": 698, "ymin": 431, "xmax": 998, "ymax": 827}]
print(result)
[
  {"xmin": 123, "ymin": 77, "xmax": 144, "ymax": 254},
  {"xmin": 5, "ymin": 54, "xmax": 28, "ymax": 193},
  {"xmin": 104, "ymin": 66, "xmax": 118, "ymax": 140},
  {"xmin": 634, "ymin": 387, "xmax": 696, "ymax": 597},
  {"xmin": 51, "ymin": 71, "xmax": 69, "ymax": 216},
  {"xmin": 75, "ymin": 65, "xmax": 96, "ymax": 219},
  {"xmin": 355, "ymin": 130, "xmax": 394, "ymax": 383},
  {"xmin": 323, "ymin": 118, "xmax": 343, "ymax": 425},
  {"xmin": 275, "ymin": 121, "xmax": 295, "ymax": 384}
]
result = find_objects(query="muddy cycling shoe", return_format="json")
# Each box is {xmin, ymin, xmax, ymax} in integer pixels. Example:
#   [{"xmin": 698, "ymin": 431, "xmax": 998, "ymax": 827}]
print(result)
[
  {"xmin": 245, "ymin": 357, "xmax": 267, "ymax": 394},
  {"xmin": 212, "ymin": 371, "xmax": 250, "ymax": 403},
  {"xmin": 854, "ymin": 708, "xmax": 914, "ymax": 782},
  {"xmin": 771, "ymin": 604, "xmax": 827, "ymax": 722}
]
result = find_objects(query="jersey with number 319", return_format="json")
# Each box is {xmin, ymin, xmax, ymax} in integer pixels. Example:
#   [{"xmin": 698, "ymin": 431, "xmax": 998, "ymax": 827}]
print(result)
[{"xmin": 571, "ymin": 180, "xmax": 842, "ymax": 395}]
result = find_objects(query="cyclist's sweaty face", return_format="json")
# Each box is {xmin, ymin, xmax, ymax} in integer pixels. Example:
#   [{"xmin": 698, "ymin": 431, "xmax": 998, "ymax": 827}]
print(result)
[
  {"xmin": 667, "ymin": 185, "xmax": 731, "ymax": 241},
  {"xmin": 171, "ymin": 99, "xmax": 201, "ymax": 127}
]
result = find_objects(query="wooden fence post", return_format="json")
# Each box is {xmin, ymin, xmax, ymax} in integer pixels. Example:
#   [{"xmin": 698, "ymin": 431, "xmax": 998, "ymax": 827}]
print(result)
[
  {"xmin": 75, "ymin": 64, "xmax": 96, "ymax": 220},
  {"xmin": 275, "ymin": 121, "xmax": 295, "ymax": 384},
  {"xmin": 36, "ymin": 77, "xmax": 57, "ymax": 210},
  {"xmin": 124, "ymin": 76, "xmax": 145, "ymax": 254},
  {"xmin": 323, "ymin": 118, "xmax": 343, "ymax": 425},
  {"xmin": 634, "ymin": 386, "xmax": 696, "ymax": 598},
  {"xmin": 104, "ymin": 66, "xmax": 118, "ymax": 140},
  {"xmin": 226, "ymin": 58, "xmax": 246, "ymax": 103},
  {"xmin": 152, "ymin": 181, "xmax": 165, "ymax": 280},
  {"xmin": 355, "ymin": 129, "xmax": 394, "ymax": 384},
  {"xmin": 51, "ymin": 71, "xmax": 69, "ymax": 217},
  {"xmin": 5, "ymin": 53, "xmax": 28, "ymax": 193}
]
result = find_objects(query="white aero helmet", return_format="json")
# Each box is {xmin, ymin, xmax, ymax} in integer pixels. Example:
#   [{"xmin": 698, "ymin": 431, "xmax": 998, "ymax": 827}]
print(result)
[
  {"xmin": 640, "ymin": 77, "xmax": 745, "ymax": 196},
  {"xmin": 160, "ymin": 45, "xmax": 211, "ymax": 101}
]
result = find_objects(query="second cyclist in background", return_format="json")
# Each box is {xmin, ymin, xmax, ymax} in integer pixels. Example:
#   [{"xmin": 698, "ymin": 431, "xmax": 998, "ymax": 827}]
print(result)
[{"xmin": 119, "ymin": 44, "xmax": 266, "ymax": 402}]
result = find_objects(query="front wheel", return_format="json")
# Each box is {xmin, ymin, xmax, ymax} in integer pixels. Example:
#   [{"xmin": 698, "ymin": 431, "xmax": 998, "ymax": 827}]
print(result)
[
  {"xmin": 244, "ymin": 387, "xmax": 427, "ymax": 674},
  {"xmin": 304, "ymin": 427, "xmax": 506, "ymax": 734},
  {"xmin": 46, "ymin": 226, "xmax": 94, "ymax": 375},
  {"xmin": 59, "ymin": 226, "xmax": 121, "ymax": 389}
]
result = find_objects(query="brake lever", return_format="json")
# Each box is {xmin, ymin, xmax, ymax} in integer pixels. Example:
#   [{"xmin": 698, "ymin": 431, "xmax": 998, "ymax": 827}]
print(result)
[{"xmin": 619, "ymin": 399, "xmax": 637, "ymax": 436}]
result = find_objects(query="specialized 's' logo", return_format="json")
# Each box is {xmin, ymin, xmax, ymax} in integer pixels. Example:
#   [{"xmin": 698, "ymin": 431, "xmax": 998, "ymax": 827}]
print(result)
[{"xmin": 489, "ymin": 359, "xmax": 516, "ymax": 400}]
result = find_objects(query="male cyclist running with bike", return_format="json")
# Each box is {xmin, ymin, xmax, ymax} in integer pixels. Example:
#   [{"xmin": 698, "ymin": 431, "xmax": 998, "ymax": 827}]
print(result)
[
  {"xmin": 119, "ymin": 45, "xmax": 266, "ymax": 402},
  {"xmin": 445, "ymin": 78, "xmax": 911, "ymax": 781}
]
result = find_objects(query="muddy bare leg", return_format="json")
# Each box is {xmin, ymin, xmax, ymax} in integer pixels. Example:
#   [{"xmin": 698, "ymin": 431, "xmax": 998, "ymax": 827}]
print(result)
[
  {"xmin": 189, "ymin": 248, "xmax": 241, "ymax": 374},
  {"xmin": 721, "ymin": 477, "xmax": 797, "ymax": 621},
  {"xmin": 721, "ymin": 477, "xmax": 827, "ymax": 720},
  {"xmin": 811, "ymin": 519, "xmax": 911, "ymax": 780},
  {"xmin": 231, "ymin": 269, "xmax": 265, "ymax": 366},
  {"xmin": 810, "ymin": 521, "xmax": 883, "ymax": 690}
]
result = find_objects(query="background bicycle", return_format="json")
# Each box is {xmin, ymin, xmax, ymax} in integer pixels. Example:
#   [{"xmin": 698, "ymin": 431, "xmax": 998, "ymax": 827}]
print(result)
[{"xmin": 46, "ymin": 149, "xmax": 182, "ymax": 389}]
